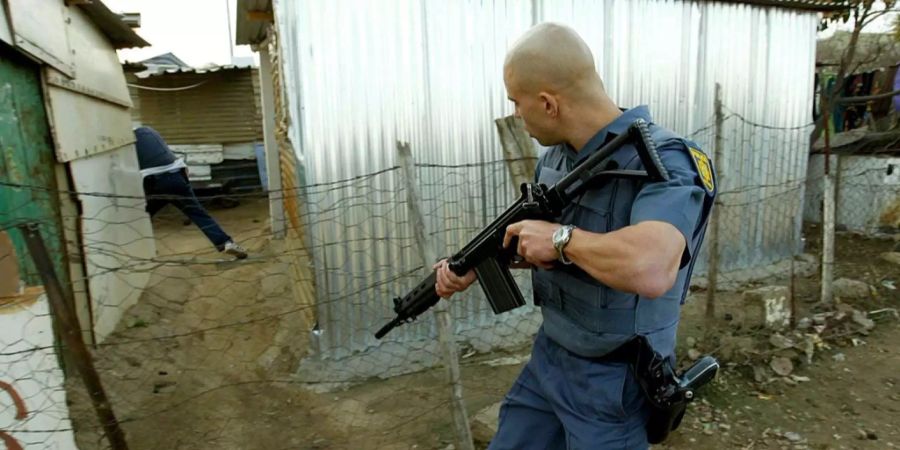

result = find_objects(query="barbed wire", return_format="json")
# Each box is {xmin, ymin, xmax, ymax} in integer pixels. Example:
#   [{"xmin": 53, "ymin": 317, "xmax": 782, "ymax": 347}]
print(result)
[
  {"xmin": 3, "ymin": 110, "xmax": 898, "ymax": 449},
  {"xmin": 724, "ymin": 107, "xmax": 817, "ymax": 131}
]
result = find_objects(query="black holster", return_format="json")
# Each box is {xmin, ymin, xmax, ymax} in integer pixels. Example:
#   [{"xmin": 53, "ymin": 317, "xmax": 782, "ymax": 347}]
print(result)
[{"xmin": 621, "ymin": 337, "xmax": 719, "ymax": 444}]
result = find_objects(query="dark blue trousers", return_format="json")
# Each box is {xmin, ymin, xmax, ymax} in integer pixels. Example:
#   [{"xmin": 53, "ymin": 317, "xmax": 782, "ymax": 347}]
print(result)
[
  {"xmin": 143, "ymin": 170, "xmax": 231, "ymax": 250},
  {"xmin": 488, "ymin": 328, "xmax": 651, "ymax": 450}
]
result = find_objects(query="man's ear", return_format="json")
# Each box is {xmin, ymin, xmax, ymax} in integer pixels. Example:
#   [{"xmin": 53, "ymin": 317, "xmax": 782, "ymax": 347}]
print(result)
[{"xmin": 540, "ymin": 92, "xmax": 559, "ymax": 118}]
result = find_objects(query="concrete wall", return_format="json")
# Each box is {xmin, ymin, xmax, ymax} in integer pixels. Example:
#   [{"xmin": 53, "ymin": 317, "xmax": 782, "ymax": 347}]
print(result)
[{"xmin": 805, "ymin": 154, "xmax": 900, "ymax": 233}]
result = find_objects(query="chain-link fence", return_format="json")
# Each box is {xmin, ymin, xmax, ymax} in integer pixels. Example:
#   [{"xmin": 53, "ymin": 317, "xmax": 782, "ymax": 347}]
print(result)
[{"xmin": 2, "ymin": 101, "xmax": 898, "ymax": 450}]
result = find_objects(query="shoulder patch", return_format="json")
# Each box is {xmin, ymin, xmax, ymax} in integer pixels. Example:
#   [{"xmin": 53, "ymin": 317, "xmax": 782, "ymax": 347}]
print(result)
[{"xmin": 688, "ymin": 147, "xmax": 715, "ymax": 194}]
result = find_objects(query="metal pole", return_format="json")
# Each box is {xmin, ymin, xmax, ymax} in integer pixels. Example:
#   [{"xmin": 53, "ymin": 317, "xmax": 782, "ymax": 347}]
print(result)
[
  {"xmin": 396, "ymin": 141, "xmax": 475, "ymax": 450},
  {"xmin": 17, "ymin": 224, "xmax": 130, "ymax": 450},
  {"xmin": 225, "ymin": 1, "xmax": 234, "ymax": 63},
  {"xmin": 706, "ymin": 83, "xmax": 724, "ymax": 320}
]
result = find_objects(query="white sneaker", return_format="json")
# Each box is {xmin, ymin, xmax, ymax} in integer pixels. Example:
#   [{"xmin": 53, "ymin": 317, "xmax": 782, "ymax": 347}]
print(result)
[{"xmin": 222, "ymin": 241, "xmax": 248, "ymax": 259}]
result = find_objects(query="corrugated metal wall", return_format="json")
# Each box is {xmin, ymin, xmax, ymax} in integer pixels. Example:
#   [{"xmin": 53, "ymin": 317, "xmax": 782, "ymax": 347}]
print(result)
[
  {"xmin": 275, "ymin": 0, "xmax": 818, "ymax": 361},
  {"xmin": 133, "ymin": 68, "xmax": 263, "ymax": 144},
  {"xmin": 693, "ymin": 1, "xmax": 816, "ymax": 274}
]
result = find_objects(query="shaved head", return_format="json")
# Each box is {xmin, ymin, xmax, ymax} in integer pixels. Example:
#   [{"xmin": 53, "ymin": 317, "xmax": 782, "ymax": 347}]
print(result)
[
  {"xmin": 504, "ymin": 23, "xmax": 602, "ymax": 96},
  {"xmin": 503, "ymin": 23, "xmax": 619, "ymax": 149}
]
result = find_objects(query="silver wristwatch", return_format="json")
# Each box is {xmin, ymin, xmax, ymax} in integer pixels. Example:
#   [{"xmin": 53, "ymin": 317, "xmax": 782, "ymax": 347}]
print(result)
[{"xmin": 552, "ymin": 224, "xmax": 576, "ymax": 265}]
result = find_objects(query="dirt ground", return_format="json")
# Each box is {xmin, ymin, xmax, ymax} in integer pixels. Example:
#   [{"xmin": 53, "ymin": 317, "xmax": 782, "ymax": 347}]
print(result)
[{"xmin": 68, "ymin": 198, "xmax": 900, "ymax": 450}]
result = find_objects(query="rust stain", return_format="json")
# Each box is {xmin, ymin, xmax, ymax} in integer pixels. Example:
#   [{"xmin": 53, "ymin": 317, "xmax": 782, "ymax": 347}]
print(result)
[
  {"xmin": 0, "ymin": 381, "xmax": 28, "ymax": 420},
  {"xmin": 0, "ymin": 286, "xmax": 44, "ymax": 315},
  {"xmin": 879, "ymin": 197, "xmax": 900, "ymax": 228},
  {"xmin": 0, "ymin": 431, "xmax": 24, "ymax": 450},
  {"xmin": 0, "ymin": 378, "xmax": 27, "ymax": 450},
  {"xmin": 270, "ymin": 29, "xmax": 317, "ymax": 333}
]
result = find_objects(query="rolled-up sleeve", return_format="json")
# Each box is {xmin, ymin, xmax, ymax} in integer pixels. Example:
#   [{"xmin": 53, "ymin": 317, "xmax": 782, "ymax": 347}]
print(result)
[{"xmin": 630, "ymin": 145, "xmax": 706, "ymax": 268}]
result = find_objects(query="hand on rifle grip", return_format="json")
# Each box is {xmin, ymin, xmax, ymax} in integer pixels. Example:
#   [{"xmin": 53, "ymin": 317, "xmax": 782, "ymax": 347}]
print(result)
[{"xmin": 433, "ymin": 259, "xmax": 476, "ymax": 298}]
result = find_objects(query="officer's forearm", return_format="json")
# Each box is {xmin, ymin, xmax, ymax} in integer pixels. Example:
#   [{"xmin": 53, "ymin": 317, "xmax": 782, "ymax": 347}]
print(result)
[{"xmin": 564, "ymin": 221, "xmax": 684, "ymax": 298}]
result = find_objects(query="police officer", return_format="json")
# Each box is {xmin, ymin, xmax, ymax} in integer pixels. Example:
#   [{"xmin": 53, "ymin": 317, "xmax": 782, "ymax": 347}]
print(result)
[{"xmin": 433, "ymin": 23, "xmax": 715, "ymax": 449}]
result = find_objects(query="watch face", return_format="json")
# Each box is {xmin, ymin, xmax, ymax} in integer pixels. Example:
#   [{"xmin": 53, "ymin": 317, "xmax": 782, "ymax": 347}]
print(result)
[{"xmin": 552, "ymin": 226, "xmax": 564, "ymax": 246}]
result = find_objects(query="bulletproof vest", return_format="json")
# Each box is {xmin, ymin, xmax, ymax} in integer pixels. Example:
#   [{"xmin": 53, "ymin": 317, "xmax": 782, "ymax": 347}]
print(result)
[{"xmin": 533, "ymin": 124, "xmax": 716, "ymax": 359}]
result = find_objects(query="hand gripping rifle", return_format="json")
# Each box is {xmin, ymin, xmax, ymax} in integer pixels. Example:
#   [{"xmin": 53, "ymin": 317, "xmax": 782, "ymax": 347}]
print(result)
[{"xmin": 375, "ymin": 119, "xmax": 669, "ymax": 339}]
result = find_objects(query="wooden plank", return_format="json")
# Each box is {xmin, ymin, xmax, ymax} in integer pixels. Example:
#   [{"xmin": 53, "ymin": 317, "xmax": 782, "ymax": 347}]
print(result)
[
  {"xmin": 0, "ymin": 232, "xmax": 20, "ymax": 297},
  {"xmin": 397, "ymin": 141, "xmax": 474, "ymax": 450}
]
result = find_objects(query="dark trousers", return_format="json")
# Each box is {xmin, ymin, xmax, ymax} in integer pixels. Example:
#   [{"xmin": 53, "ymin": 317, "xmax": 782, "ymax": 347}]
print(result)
[
  {"xmin": 489, "ymin": 328, "xmax": 650, "ymax": 449},
  {"xmin": 143, "ymin": 170, "xmax": 231, "ymax": 250}
]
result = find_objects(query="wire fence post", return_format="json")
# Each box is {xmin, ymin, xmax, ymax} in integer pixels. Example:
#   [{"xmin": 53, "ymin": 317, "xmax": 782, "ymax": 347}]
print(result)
[
  {"xmin": 495, "ymin": 115, "xmax": 537, "ymax": 190},
  {"xmin": 17, "ymin": 223, "xmax": 130, "ymax": 450},
  {"xmin": 705, "ymin": 83, "xmax": 724, "ymax": 320},
  {"xmin": 821, "ymin": 97, "xmax": 835, "ymax": 305},
  {"xmin": 396, "ymin": 141, "xmax": 475, "ymax": 450}
]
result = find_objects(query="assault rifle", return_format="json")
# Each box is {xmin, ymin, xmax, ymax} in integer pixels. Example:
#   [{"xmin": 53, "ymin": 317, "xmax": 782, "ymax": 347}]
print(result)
[{"xmin": 375, "ymin": 118, "xmax": 669, "ymax": 339}]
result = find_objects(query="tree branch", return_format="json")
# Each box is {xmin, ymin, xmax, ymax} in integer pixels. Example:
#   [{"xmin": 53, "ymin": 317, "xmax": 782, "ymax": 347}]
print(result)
[
  {"xmin": 836, "ymin": 87, "xmax": 900, "ymax": 103},
  {"xmin": 861, "ymin": 8, "xmax": 899, "ymax": 27}
]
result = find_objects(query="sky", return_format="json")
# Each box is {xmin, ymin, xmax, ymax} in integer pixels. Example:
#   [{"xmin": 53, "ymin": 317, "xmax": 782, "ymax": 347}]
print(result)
[
  {"xmin": 818, "ymin": 3, "xmax": 897, "ymax": 38},
  {"xmin": 104, "ymin": 0, "xmax": 896, "ymax": 68},
  {"xmin": 103, "ymin": 0, "xmax": 256, "ymax": 67}
]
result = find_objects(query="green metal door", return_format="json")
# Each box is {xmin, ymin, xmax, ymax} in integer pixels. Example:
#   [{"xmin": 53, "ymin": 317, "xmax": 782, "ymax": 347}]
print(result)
[{"xmin": 0, "ymin": 43, "xmax": 70, "ymax": 289}]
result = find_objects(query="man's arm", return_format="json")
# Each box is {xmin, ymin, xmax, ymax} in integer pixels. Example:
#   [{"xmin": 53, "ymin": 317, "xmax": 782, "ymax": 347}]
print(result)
[
  {"xmin": 564, "ymin": 221, "xmax": 684, "ymax": 298},
  {"xmin": 501, "ymin": 219, "xmax": 684, "ymax": 298},
  {"xmin": 503, "ymin": 144, "xmax": 707, "ymax": 299}
]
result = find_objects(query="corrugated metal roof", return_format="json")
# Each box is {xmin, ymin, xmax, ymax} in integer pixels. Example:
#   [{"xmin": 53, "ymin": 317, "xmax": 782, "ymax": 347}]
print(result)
[
  {"xmin": 235, "ymin": 0, "xmax": 272, "ymax": 45},
  {"xmin": 136, "ymin": 64, "xmax": 257, "ymax": 78},
  {"xmin": 78, "ymin": 1, "xmax": 150, "ymax": 49},
  {"xmin": 138, "ymin": 52, "xmax": 190, "ymax": 68},
  {"xmin": 713, "ymin": 0, "xmax": 848, "ymax": 11},
  {"xmin": 132, "ymin": 68, "xmax": 263, "ymax": 144}
]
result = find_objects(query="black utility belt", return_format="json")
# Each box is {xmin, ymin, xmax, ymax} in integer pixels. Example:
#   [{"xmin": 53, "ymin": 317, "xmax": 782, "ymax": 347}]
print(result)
[{"xmin": 582, "ymin": 339, "xmax": 638, "ymax": 365}]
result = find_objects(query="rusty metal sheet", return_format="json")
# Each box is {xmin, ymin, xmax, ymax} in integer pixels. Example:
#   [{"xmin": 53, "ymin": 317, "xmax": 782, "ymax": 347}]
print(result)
[
  {"xmin": 132, "ymin": 69, "xmax": 263, "ymax": 145},
  {"xmin": 69, "ymin": 144, "xmax": 156, "ymax": 342},
  {"xmin": 6, "ymin": 0, "xmax": 74, "ymax": 76}
]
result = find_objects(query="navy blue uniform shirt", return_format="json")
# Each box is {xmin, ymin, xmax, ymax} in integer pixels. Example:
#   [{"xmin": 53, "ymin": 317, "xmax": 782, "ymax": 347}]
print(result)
[{"xmin": 532, "ymin": 105, "xmax": 714, "ymax": 358}]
